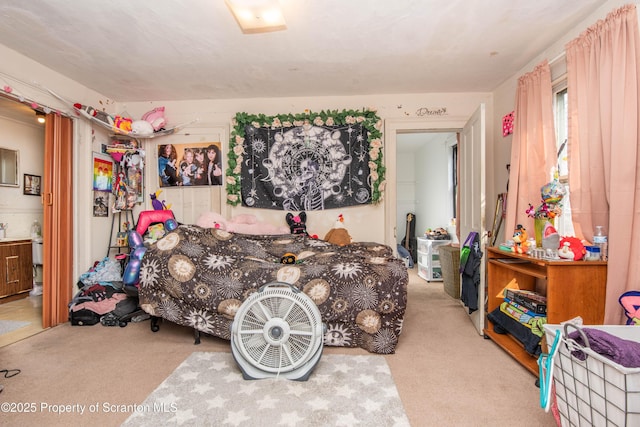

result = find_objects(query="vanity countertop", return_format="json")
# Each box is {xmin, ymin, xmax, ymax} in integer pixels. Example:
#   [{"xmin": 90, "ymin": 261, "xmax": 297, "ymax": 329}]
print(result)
[{"xmin": 0, "ymin": 237, "xmax": 33, "ymax": 243}]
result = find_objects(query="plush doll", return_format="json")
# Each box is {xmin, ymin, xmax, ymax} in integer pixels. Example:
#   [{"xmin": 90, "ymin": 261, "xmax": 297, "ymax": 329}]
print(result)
[
  {"xmin": 150, "ymin": 189, "xmax": 171, "ymax": 210},
  {"xmin": 196, "ymin": 211, "xmax": 228, "ymax": 230},
  {"xmin": 512, "ymin": 224, "xmax": 530, "ymax": 254},
  {"xmin": 142, "ymin": 106, "xmax": 167, "ymax": 131},
  {"xmin": 324, "ymin": 214, "xmax": 353, "ymax": 246},
  {"xmin": 131, "ymin": 120, "xmax": 154, "ymax": 136},
  {"xmin": 114, "ymin": 115, "xmax": 133, "ymax": 133},
  {"xmin": 558, "ymin": 236, "xmax": 585, "ymax": 261},
  {"xmin": 286, "ymin": 212, "xmax": 309, "ymax": 236},
  {"xmin": 73, "ymin": 103, "xmax": 96, "ymax": 117}
]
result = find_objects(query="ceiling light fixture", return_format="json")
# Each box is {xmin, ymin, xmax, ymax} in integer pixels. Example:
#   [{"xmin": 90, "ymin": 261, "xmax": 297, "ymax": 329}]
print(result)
[
  {"xmin": 35, "ymin": 111, "xmax": 45, "ymax": 124},
  {"xmin": 225, "ymin": 0, "xmax": 286, "ymax": 34}
]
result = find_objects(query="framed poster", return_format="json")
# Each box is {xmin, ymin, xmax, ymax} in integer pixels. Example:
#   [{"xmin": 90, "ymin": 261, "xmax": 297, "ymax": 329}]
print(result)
[
  {"xmin": 23, "ymin": 174, "xmax": 41, "ymax": 196},
  {"xmin": 92, "ymin": 152, "xmax": 114, "ymax": 192},
  {"xmin": 93, "ymin": 191, "xmax": 109, "ymax": 217},
  {"xmin": 158, "ymin": 142, "xmax": 223, "ymax": 187}
]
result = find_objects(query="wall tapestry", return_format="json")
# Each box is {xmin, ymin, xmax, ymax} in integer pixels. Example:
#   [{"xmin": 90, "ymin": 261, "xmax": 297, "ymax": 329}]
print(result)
[{"xmin": 226, "ymin": 108, "xmax": 384, "ymax": 210}]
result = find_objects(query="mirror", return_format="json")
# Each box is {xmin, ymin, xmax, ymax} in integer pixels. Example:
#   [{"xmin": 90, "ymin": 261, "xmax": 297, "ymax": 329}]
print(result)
[{"xmin": 0, "ymin": 147, "xmax": 19, "ymax": 187}]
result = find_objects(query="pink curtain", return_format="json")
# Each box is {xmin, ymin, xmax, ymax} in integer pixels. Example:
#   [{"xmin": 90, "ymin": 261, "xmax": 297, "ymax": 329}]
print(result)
[
  {"xmin": 504, "ymin": 61, "xmax": 557, "ymax": 240},
  {"xmin": 566, "ymin": 4, "xmax": 640, "ymax": 324}
]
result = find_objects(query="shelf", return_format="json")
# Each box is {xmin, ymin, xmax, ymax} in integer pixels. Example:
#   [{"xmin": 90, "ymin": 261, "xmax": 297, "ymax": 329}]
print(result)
[
  {"xmin": 485, "ymin": 246, "xmax": 607, "ymax": 377},
  {"xmin": 489, "ymin": 259, "xmax": 547, "ymax": 279}
]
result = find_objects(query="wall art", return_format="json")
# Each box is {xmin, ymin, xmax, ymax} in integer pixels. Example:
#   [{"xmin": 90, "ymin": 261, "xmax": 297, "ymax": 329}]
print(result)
[
  {"xmin": 226, "ymin": 108, "xmax": 384, "ymax": 210},
  {"xmin": 158, "ymin": 142, "xmax": 223, "ymax": 187}
]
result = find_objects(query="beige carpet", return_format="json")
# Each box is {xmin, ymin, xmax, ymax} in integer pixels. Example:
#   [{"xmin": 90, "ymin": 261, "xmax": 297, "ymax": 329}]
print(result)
[{"xmin": 0, "ymin": 269, "xmax": 556, "ymax": 426}]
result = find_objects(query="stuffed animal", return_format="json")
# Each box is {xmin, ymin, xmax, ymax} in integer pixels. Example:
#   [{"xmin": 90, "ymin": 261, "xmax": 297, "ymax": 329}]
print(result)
[
  {"xmin": 324, "ymin": 214, "xmax": 353, "ymax": 246},
  {"xmin": 73, "ymin": 103, "xmax": 96, "ymax": 117},
  {"xmin": 131, "ymin": 120, "xmax": 154, "ymax": 136},
  {"xmin": 142, "ymin": 106, "xmax": 167, "ymax": 131},
  {"xmin": 150, "ymin": 189, "xmax": 171, "ymax": 210},
  {"xmin": 619, "ymin": 291, "xmax": 640, "ymax": 325},
  {"xmin": 196, "ymin": 211, "xmax": 289, "ymax": 235},
  {"xmin": 114, "ymin": 115, "xmax": 133, "ymax": 133},
  {"xmin": 512, "ymin": 224, "xmax": 530, "ymax": 254},
  {"xmin": 286, "ymin": 212, "xmax": 309, "ymax": 236},
  {"xmin": 558, "ymin": 236, "xmax": 585, "ymax": 261}
]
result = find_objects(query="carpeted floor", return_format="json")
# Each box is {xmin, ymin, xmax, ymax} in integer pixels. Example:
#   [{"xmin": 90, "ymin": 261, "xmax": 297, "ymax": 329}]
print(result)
[
  {"xmin": 0, "ymin": 269, "xmax": 556, "ymax": 426},
  {"xmin": 122, "ymin": 352, "xmax": 410, "ymax": 426},
  {"xmin": 0, "ymin": 320, "xmax": 30, "ymax": 336}
]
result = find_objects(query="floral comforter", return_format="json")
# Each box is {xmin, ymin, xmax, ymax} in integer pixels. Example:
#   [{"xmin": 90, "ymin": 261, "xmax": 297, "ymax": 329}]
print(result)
[{"xmin": 138, "ymin": 225, "xmax": 408, "ymax": 354}]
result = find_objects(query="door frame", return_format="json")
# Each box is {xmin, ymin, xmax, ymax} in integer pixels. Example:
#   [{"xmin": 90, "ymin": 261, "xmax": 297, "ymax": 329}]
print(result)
[{"xmin": 384, "ymin": 116, "xmax": 471, "ymax": 250}]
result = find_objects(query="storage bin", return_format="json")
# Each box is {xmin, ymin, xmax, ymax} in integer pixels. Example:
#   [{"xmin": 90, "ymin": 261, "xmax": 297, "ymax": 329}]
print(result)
[
  {"xmin": 439, "ymin": 245, "xmax": 460, "ymax": 299},
  {"xmin": 542, "ymin": 324, "xmax": 640, "ymax": 426}
]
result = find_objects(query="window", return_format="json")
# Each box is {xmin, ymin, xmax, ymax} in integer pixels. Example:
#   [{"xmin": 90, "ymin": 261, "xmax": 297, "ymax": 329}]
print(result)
[{"xmin": 553, "ymin": 83, "xmax": 575, "ymax": 236}]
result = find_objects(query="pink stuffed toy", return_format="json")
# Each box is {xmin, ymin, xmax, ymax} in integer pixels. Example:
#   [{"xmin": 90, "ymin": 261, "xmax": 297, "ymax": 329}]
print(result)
[
  {"xmin": 142, "ymin": 106, "xmax": 167, "ymax": 131},
  {"xmin": 196, "ymin": 211, "xmax": 289, "ymax": 235}
]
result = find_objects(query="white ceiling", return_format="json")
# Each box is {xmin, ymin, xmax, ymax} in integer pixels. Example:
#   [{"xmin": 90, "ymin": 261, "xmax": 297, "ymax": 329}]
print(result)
[{"xmin": 0, "ymin": 0, "xmax": 609, "ymax": 103}]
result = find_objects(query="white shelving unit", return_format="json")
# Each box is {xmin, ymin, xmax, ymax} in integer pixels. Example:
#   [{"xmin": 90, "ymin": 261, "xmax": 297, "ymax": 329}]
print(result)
[{"xmin": 417, "ymin": 237, "xmax": 451, "ymax": 281}]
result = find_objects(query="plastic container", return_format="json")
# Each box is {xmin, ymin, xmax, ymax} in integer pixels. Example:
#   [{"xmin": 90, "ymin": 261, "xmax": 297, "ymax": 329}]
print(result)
[
  {"xmin": 584, "ymin": 245, "xmax": 601, "ymax": 261},
  {"xmin": 593, "ymin": 226, "xmax": 608, "ymax": 261}
]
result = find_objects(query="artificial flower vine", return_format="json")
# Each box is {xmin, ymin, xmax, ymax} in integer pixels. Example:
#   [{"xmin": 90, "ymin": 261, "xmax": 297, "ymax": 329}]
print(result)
[{"xmin": 225, "ymin": 108, "xmax": 385, "ymax": 206}]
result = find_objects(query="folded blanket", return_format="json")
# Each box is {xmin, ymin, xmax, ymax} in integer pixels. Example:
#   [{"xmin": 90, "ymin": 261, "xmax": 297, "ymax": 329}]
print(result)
[
  {"xmin": 488, "ymin": 308, "xmax": 541, "ymax": 356},
  {"xmin": 568, "ymin": 328, "xmax": 640, "ymax": 368}
]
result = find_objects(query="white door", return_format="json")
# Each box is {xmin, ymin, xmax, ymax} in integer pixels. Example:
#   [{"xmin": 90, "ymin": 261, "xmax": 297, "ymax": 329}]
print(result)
[{"xmin": 459, "ymin": 104, "xmax": 486, "ymax": 335}]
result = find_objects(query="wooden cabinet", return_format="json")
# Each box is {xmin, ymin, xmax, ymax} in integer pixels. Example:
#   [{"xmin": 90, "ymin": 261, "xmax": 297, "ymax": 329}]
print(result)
[
  {"xmin": 484, "ymin": 246, "xmax": 607, "ymax": 376},
  {"xmin": 0, "ymin": 239, "xmax": 33, "ymax": 300}
]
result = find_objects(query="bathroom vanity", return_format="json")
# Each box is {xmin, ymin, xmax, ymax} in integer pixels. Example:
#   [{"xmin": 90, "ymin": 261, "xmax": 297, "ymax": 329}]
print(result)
[{"xmin": 0, "ymin": 238, "xmax": 33, "ymax": 301}]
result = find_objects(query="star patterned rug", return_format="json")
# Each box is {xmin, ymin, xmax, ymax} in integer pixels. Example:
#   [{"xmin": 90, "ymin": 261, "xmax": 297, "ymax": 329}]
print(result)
[{"xmin": 122, "ymin": 352, "xmax": 410, "ymax": 426}]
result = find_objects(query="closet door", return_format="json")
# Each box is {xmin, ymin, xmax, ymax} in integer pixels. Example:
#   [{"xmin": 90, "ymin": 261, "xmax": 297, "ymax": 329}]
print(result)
[{"xmin": 42, "ymin": 113, "xmax": 73, "ymax": 327}]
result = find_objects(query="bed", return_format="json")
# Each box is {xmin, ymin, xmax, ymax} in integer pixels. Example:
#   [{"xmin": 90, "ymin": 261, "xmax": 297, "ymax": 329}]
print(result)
[{"xmin": 137, "ymin": 225, "xmax": 408, "ymax": 354}]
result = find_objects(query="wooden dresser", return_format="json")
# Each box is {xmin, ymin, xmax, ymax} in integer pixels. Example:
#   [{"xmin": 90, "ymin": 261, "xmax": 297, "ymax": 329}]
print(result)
[
  {"xmin": 0, "ymin": 239, "xmax": 33, "ymax": 302},
  {"xmin": 485, "ymin": 246, "xmax": 607, "ymax": 375}
]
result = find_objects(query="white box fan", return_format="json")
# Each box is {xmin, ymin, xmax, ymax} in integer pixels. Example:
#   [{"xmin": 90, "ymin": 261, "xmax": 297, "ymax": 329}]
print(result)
[{"xmin": 231, "ymin": 282, "xmax": 324, "ymax": 381}]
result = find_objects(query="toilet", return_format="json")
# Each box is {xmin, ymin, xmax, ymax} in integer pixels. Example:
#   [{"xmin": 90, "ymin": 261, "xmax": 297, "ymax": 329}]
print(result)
[{"xmin": 31, "ymin": 237, "xmax": 43, "ymax": 296}]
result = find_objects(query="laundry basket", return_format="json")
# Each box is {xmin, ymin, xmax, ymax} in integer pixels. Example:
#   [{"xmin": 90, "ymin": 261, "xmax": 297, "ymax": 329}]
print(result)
[
  {"xmin": 439, "ymin": 245, "xmax": 460, "ymax": 299},
  {"xmin": 542, "ymin": 324, "xmax": 640, "ymax": 427}
]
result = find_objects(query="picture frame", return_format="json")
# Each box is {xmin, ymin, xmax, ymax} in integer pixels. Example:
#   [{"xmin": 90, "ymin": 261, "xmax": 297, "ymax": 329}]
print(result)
[
  {"xmin": 158, "ymin": 142, "xmax": 223, "ymax": 188},
  {"xmin": 23, "ymin": 174, "xmax": 41, "ymax": 196},
  {"xmin": 92, "ymin": 152, "xmax": 114, "ymax": 192}
]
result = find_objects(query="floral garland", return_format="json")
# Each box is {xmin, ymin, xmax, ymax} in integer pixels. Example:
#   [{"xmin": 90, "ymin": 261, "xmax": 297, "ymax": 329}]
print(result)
[{"xmin": 225, "ymin": 108, "xmax": 385, "ymax": 206}]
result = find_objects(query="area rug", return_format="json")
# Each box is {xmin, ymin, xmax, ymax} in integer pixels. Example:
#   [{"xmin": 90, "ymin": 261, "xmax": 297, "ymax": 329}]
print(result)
[
  {"xmin": 0, "ymin": 320, "xmax": 30, "ymax": 335},
  {"xmin": 123, "ymin": 352, "xmax": 410, "ymax": 427}
]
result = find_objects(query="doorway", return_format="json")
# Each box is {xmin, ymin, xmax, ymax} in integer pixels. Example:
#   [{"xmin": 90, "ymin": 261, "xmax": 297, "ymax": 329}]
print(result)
[
  {"xmin": 0, "ymin": 95, "xmax": 73, "ymax": 345},
  {"xmin": 396, "ymin": 131, "xmax": 458, "ymax": 256},
  {"xmin": 385, "ymin": 107, "xmax": 487, "ymax": 335}
]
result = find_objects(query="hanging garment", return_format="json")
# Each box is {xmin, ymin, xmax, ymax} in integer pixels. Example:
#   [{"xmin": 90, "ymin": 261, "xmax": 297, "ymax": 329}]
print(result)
[{"xmin": 460, "ymin": 232, "xmax": 482, "ymax": 313}]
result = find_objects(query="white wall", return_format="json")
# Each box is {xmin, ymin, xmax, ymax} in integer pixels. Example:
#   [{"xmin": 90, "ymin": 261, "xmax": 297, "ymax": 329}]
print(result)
[
  {"xmin": 0, "ymin": 114, "xmax": 44, "ymax": 238},
  {"xmin": 414, "ymin": 136, "xmax": 453, "ymax": 236}
]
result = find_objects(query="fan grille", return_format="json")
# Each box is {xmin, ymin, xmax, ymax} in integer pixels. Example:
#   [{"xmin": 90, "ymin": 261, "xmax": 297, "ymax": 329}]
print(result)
[{"xmin": 234, "ymin": 285, "xmax": 323, "ymax": 373}]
